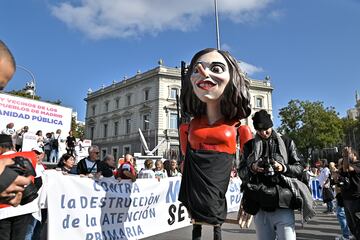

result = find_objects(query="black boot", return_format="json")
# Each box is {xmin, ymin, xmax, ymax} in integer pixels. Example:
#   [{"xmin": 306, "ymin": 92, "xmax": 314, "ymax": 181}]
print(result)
[
  {"xmin": 192, "ymin": 224, "xmax": 202, "ymax": 240},
  {"xmin": 213, "ymin": 225, "xmax": 222, "ymax": 240}
]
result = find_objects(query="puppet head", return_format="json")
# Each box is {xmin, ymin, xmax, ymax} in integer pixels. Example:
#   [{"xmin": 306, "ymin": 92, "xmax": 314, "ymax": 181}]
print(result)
[{"xmin": 181, "ymin": 48, "xmax": 251, "ymax": 120}]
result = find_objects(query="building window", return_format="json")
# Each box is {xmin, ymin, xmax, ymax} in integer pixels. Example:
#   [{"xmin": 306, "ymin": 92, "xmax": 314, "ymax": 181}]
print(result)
[
  {"xmin": 115, "ymin": 98, "xmax": 120, "ymax": 109},
  {"xmin": 101, "ymin": 149, "xmax": 107, "ymax": 159},
  {"xmin": 90, "ymin": 127, "xmax": 95, "ymax": 139},
  {"xmin": 125, "ymin": 119, "xmax": 131, "ymax": 134},
  {"xmin": 170, "ymin": 88, "xmax": 178, "ymax": 99},
  {"xmin": 112, "ymin": 148, "xmax": 118, "ymax": 161},
  {"xmin": 127, "ymin": 95, "xmax": 131, "ymax": 106},
  {"xmin": 114, "ymin": 121, "xmax": 118, "ymax": 136},
  {"xmin": 143, "ymin": 114, "xmax": 150, "ymax": 130},
  {"xmin": 92, "ymin": 105, "xmax": 96, "ymax": 116},
  {"xmin": 256, "ymin": 97, "xmax": 263, "ymax": 108},
  {"xmin": 104, "ymin": 102, "xmax": 109, "ymax": 112},
  {"xmin": 169, "ymin": 113, "xmax": 178, "ymax": 129},
  {"xmin": 123, "ymin": 146, "xmax": 131, "ymax": 155},
  {"xmin": 103, "ymin": 123, "xmax": 108, "ymax": 137},
  {"xmin": 144, "ymin": 89, "xmax": 150, "ymax": 101}
]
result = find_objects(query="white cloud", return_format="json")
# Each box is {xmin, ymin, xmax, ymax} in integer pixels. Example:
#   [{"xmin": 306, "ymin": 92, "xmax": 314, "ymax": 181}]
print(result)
[
  {"xmin": 50, "ymin": 0, "xmax": 274, "ymax": 39},
  {"xmin": 239, "ymin": 61, "xmax": 264, "ymax": 76}
]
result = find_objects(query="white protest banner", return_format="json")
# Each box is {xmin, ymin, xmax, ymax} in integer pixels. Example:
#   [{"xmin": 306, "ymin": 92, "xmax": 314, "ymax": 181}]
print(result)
[
  {"xmin": 0, "ymin": 93, "xmax": 72, "ymax": 135},
  {"xmin": 47, "ymin": 171, "xmax": 191, "ymax": 240},
  {"xmin": 226, "ymin": 177, "xmax": 243, "ymax": 213}
]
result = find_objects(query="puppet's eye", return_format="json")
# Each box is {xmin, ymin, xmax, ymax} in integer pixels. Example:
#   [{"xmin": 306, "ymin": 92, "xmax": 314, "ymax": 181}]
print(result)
[{"xmin": 210, "ymin": 64, "xmax": 224, "ymax": 74}]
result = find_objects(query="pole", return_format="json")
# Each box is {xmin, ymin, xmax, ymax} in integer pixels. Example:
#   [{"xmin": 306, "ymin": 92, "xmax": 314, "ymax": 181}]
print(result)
[{"xmin": 214, "ymin": 0, "xmax": 221, "ymax": 50}]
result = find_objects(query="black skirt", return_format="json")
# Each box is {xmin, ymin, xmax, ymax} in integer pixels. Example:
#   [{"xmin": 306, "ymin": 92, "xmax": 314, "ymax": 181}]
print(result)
[{"xmin": 178, "ymin": 144, "xmax": 234, "ymax": 225}]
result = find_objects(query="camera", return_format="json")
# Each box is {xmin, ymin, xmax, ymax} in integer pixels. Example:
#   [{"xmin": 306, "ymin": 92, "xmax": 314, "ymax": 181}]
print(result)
[
  {"xmin": 258, "ymin": 157, "xmax": 275, "ymax": 176},
  {"xmin": 7, "ymin": 156, "xmax": 38, "ymax": 205},
  {"xmin": 337, "ymin": 175, "xmax": 351, "ymax": 190}
]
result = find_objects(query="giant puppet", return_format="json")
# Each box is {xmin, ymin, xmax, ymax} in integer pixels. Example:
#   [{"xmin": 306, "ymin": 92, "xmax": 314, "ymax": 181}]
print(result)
[{"xmin": 178, "ymin": 48, "xmax": 253, "ymax": 240}]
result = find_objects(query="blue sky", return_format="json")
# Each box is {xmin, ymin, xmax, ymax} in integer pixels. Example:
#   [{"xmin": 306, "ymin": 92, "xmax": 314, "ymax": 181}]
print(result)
[{"xmin": 1, "ymin": 0, "xmax": 359, "ymax": 127}]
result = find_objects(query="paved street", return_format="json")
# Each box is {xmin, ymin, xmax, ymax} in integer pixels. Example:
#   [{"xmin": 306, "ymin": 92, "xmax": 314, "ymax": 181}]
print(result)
[{"xmin": 143, "ymin": 203, "xmax": 343, "ymax": 240}]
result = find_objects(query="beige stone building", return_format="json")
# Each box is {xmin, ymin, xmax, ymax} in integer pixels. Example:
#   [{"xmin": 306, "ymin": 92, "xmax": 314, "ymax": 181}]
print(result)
[
  {"xmin": 84, "ymin": 64, "xmax": 273, "ymax": 160},
  {"xmin": 347, "ymin": 90, "xmax": 360, "ymax": 120}
]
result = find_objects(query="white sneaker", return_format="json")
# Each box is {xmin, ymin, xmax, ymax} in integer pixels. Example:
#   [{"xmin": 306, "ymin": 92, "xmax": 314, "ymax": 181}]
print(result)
[{"xmin": 335, "ymin": 236, "xmax": 350, "ymax": 240}]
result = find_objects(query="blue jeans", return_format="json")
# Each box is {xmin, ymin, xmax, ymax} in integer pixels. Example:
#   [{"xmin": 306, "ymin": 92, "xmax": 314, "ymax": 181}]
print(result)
[
  {"xmin": 254, "ymin": 209, "xmax": 296, "ymax": 240},
  {"xmin": 336, "ymin": 205, "xmax": 351, "ymax": 239},
  {"xmin": 327, "ymin": 200, "xmax": 334, "ymax": 212},
  {"xmin": 25, "ymin": 217, "xmax": 41, "ymax": 240},
  {"xmin": 49, "ymin": 149, "xmax": 58, "ymax": 163}
]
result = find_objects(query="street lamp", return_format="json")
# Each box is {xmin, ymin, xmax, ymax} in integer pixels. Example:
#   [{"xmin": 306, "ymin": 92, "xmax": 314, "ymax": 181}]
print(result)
[{"xmin": 16, "ymin": 64, "xmax": 36, "ymax": 99}]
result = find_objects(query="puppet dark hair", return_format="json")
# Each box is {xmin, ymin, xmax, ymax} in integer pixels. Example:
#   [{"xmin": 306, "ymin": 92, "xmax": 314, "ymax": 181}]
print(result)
[{"xmin": 180, "ymin": 48, "xmax": 251, "ymax": 121}]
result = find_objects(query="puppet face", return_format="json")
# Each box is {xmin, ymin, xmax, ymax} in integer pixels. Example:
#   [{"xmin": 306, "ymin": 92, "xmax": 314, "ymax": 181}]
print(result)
[{"xmin": 190, "ymin": 51, "xmax": 230, "ymax": 103}]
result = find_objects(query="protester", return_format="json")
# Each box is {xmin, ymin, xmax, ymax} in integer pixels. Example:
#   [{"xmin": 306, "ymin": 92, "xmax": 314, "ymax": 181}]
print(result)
[
  {"xmin": 238, "ymin": 110, "xmax": 312, "ymax": 240},
  {"xmin": 65, "ymin": 130, "xmax": 76, "ymax": 156},
  {"xmin": 43, "ymin": 132, "xmax": 52, "ymax": 162},
  {"xmin": 25, "ymin": 147, "xmax": 47, "ymax": 240},
  {"xmin": 178, "ymin": 48, "xmax": 252, "ymax": 240},
  {"xmin": 0, "ymin": 41, "xmax": 33, "ymax": 208},
  {"xmin": 57, "ymin": 153, "xmax": 77, "ymax": 174},
  {"xmin": 154, "ymin": 159, "xmax": 168, "ymax": 179},
  {"xmin": 318, "ymin": 159, "xmax": 335, "ymax": 214},
  {"xmin": 14, "ymin": 126, "xmax": 28, "ymax": 152},
  {"xmin": 339, "ymin": 147, "xmax": 360, "ymax": 240},
  {"xmin": 168, "ymin": 159, "xmax": 182, "ymax": 177},
  {"xmin": 332, "ymin": 159, "xmax": 352, "ymax": 240},
  {"xmin": 116, "ymin": 154, "xmax": 137, "ymax": 182},
  {"xmin": 0, "ymin": 40, "xmax": 16, "ymax": 90},
  {"xmin": 35, "ymin": 130, "xmax": 44, "ymax": 150},
  {"xmin": 98, "ymin": 154, "xmax": 116, "ymax": 177},
  {"xmin": 138, "ymin": 159, "xmax": 156, "ymax": 179},
  {"xmin": 0, "ymin": 134, "xmax": 35, "ymax": 240},
  {"xmin": 1, "ymin": 123, "xmax": 15, "ymax": 136},
  {"xmin": 76, "ymin": 145, "xmax": 100, "ymax": 175}
]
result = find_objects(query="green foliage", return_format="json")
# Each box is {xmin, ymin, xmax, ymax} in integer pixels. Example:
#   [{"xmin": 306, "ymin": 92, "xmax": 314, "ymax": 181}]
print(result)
[
  {"xmin": 7, "ymin": 90, "xmax": 41, "ymax": 100},
  {"xmin": 71, "ymin": 116, "xmax": 84, "ymax": 138},
  {"xmin": 278, "ymin": 100, "xmax": 343, "ymax": 159},
  {"xmin": 6, "ymin": 90, "xmax": 61, "ymax": 105}
]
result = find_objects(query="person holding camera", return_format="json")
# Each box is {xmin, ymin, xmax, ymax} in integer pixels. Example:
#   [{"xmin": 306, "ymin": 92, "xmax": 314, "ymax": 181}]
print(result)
[
  {"xmin": 0, "ymin": 134, "xmax": 38, "ymax": 240},
  {"xmin": 238, "ymin": 110, "xmax": 306, "ymax": 240},
  {"xmin": 338, "ymin": 147, "xmax": 360, "ymax": 240}
]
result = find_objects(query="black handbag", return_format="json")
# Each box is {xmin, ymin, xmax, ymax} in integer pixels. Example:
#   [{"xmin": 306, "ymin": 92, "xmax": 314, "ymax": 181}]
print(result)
[{"xmin": 322, "ymin": 187, "xmax": 334, "ymax": 203}]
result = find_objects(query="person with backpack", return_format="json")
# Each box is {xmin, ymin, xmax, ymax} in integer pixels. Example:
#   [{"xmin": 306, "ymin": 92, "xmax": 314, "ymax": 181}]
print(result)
[{"xmin": 238, "ymin": 110, "xmax": 313, "ymax": 240}]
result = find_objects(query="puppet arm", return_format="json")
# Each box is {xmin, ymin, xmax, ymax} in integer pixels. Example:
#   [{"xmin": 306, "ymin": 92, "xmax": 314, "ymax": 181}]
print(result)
[
  {"xmin": 179, "ymin": 123, "xmax": 189, "ymax": 156},
  {"xmin": 238, "ymin": 125, "xmax": 253, "ymax": 152}
]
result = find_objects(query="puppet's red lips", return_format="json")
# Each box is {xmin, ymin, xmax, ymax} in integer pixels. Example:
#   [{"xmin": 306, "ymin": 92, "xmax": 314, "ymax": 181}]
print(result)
[{"xmin": 196, "ymin": 80, "xmax": 217, "ymax": 90}]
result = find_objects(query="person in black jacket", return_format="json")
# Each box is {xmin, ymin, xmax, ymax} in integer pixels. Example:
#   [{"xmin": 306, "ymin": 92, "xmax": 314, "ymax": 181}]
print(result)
[
  {"xmin": 76, "ymin": 145, "xmax": 100, "ymax": 175},
  {"xmin": 339, "ymin": 147, "xmax": 360, "ymax": 240},
  {"xmin": 0, "ymin": 134, "xmax": 31, "ymax": 206},
  {"xmin": 0, "ymin": 40, "xmax": 32, "ymax": 207},
  {"xmin": 238, "ymin": 110, "xmax": 304, "ymax": 240}
]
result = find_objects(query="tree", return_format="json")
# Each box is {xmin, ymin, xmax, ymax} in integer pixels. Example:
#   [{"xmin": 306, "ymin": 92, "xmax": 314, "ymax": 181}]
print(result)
[
  {"xmin": 71, "ymin": 116, "xmax": 85, "ymax": 138},
  {"xmin": 6, "ymin": 90, "xmax": 61, "ymax": 105},
  {"xmin": 278, "ymin": 100, "xmax": 343, "ymax": 160}
]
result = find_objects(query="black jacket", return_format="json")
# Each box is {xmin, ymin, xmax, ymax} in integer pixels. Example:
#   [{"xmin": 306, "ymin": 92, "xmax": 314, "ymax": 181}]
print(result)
[
  {"xmin": 239, "ymin": 133, "xmax": 303, "ymax": 180},
  {"xmin": 76, "ymin": 158, "xmax": 100, "ymax": 175}
]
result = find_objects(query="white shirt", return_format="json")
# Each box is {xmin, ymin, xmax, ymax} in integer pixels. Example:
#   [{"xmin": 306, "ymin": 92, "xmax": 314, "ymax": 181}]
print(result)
[
  {"xmin": 85, "ymin": 158, "xmax": 97, "ymax": 173},
  {"xmin": 318, "ymin": 167, "xmax": 330, "ymax": 187},
  {"xmin": 138, "ymin": 169, "xmax": 156, "ymax": 179}
]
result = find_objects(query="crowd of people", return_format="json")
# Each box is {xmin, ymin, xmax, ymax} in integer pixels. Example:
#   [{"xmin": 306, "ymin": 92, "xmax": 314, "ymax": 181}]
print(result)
[
  {"xmin": 0, "ymin": 123, "xmax": 83, "ymax": 163},
  {"xmin": 1, "ymin": 41, "xmax": 360, "ymax": 240}
]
